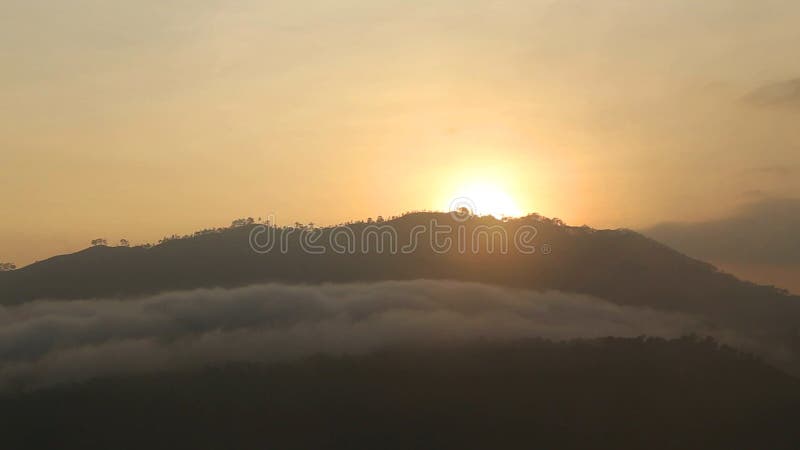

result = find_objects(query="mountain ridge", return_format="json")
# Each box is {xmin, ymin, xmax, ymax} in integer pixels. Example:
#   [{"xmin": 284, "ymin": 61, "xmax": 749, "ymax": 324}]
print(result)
[{"xmin": 2, "ymin": 211, "xmax": 800, "ymax": 371}]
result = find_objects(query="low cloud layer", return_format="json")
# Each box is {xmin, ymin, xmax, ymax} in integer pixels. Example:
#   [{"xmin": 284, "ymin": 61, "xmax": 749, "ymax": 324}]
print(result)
[{"xmin": 0, "ymin": 280, "xmax": 734, "ymax": 391}]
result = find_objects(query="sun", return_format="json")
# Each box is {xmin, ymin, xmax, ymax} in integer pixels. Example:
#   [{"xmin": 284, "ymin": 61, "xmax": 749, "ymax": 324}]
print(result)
[{"xmin": 448, "ymin": 182, "xmax": 522, "ymax": 219}]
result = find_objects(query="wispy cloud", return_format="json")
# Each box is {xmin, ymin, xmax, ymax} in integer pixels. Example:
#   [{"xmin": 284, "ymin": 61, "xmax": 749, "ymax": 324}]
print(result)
[{"xmin": 744, "ymin": 78, "xmax": 800, "ymax": 110}]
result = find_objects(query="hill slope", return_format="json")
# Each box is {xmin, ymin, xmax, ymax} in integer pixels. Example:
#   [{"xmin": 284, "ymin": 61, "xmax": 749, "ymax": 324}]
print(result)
[{"xmin": 2, "ymin": 212, "xmax": 799, "ymax": 363}]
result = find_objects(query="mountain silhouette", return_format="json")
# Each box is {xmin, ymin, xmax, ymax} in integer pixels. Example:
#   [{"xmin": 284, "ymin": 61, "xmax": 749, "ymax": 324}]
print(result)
[
  {"xmin": 3, "ymin": 211, "xmax": 799, "ymax": 369},
  {"xmin": 4, "ymin": 213, "xmax": 800, "ymax": 448}
]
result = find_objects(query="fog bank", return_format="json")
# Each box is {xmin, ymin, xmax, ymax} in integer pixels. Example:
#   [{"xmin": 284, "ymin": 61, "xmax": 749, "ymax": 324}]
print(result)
[{"xmin": 0, "ymin": 280, "xmax": 735, "ymax": 391}]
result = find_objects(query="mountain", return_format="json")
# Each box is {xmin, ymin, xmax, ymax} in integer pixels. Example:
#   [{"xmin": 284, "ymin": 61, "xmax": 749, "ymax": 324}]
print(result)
[{"xmin": 2, "ymin": 212, "xmax": 799, "ymax": 368}]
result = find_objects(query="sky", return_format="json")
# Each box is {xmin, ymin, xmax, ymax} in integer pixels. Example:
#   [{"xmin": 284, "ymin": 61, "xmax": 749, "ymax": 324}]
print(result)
[{"xmin": 1, "ymin": 0, "xmax": 799, "ymax": 267}]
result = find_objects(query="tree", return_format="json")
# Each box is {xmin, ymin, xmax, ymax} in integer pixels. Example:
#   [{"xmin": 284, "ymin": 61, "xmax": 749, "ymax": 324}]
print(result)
[
  {"xmin": 231, "ymin": 218, "xmax": 256, "ymax": 228},
  {"xmin": 119, "ymin": 239, "xmax": 130, "ymax": 247},
  {"xmin": 91, "ymin": 238, "xmax": 107, "ymax": 246},
  {"xmin": 159, "ymin": 235, "xmax": 180, "ymax": 244},
  {"xmin": 0, "ymin": 262, "xmax": 16, "ymax": 272}
]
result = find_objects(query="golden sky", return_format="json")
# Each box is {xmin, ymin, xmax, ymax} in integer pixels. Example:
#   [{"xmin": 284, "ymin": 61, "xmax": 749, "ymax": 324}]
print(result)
[{"xmin": 2, "ymin": 0, "xmax": 800, "ymax": 266}]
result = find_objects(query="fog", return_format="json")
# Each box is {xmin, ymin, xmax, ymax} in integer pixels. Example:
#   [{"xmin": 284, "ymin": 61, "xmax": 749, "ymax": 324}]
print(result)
[{"xmin": 0, "ymin": 279, "xmax": 745, "ymax": 391}]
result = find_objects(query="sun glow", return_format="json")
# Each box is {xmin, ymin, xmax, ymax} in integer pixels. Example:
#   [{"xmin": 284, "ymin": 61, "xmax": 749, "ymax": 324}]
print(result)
[{"xmin": 448, "ymin": 182, "xmax": 522, "ymax": 219}]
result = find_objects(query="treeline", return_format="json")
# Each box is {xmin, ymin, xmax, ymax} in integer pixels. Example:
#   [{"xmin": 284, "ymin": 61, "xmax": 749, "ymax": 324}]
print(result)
[
  {"xmin": 87, "ymin": 210, "xmax": 583, "ymax": 249},
  {"xmin": 2, "ymin": 336, "xmax": 798, "ymax": 450}
]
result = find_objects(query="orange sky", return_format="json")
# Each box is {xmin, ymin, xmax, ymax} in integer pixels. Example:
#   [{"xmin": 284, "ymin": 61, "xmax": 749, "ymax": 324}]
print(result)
[{"xmin": 2, "ymin": 0, "xmax": 800, "ymax": 266}]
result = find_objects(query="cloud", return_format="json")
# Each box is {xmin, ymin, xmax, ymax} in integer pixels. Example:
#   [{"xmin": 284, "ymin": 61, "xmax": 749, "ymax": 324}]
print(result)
[
  {"xmin": 643, "ymin": 198, "xmax": 800, "ymax": 294},
  {"xmin": 744, "ymin": 78, "xmax": 800, "ymax": 110},
  {"xmin": 0, "ymin": 280, "xmax": 718, "ymax": 392},
  {"xmin": 644, "ymin": 197, "xmax": 800, "ymax": 266}
]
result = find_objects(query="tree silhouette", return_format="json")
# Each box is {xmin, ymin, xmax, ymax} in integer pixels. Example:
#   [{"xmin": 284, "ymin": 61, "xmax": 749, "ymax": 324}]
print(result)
[
  {"xmin": 91, "ymin": 238, "xmax": 107, "ymax": 246},
  {"xmin": 119, "ymin": 239, "xmax": 130, "ymax": 247},
  {"xmin": 0, "ymin": 262, "xmax": 16, "ymax": 271},
  {"xmin": 231, "ymin": 218, "xmax": 256, "ymax": 228}
]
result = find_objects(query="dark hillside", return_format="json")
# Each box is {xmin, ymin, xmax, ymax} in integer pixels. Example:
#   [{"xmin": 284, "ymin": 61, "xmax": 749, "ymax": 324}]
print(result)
[{"xmin": 2, "ymin": 337, "xmax": 798, "ymax": 450}]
